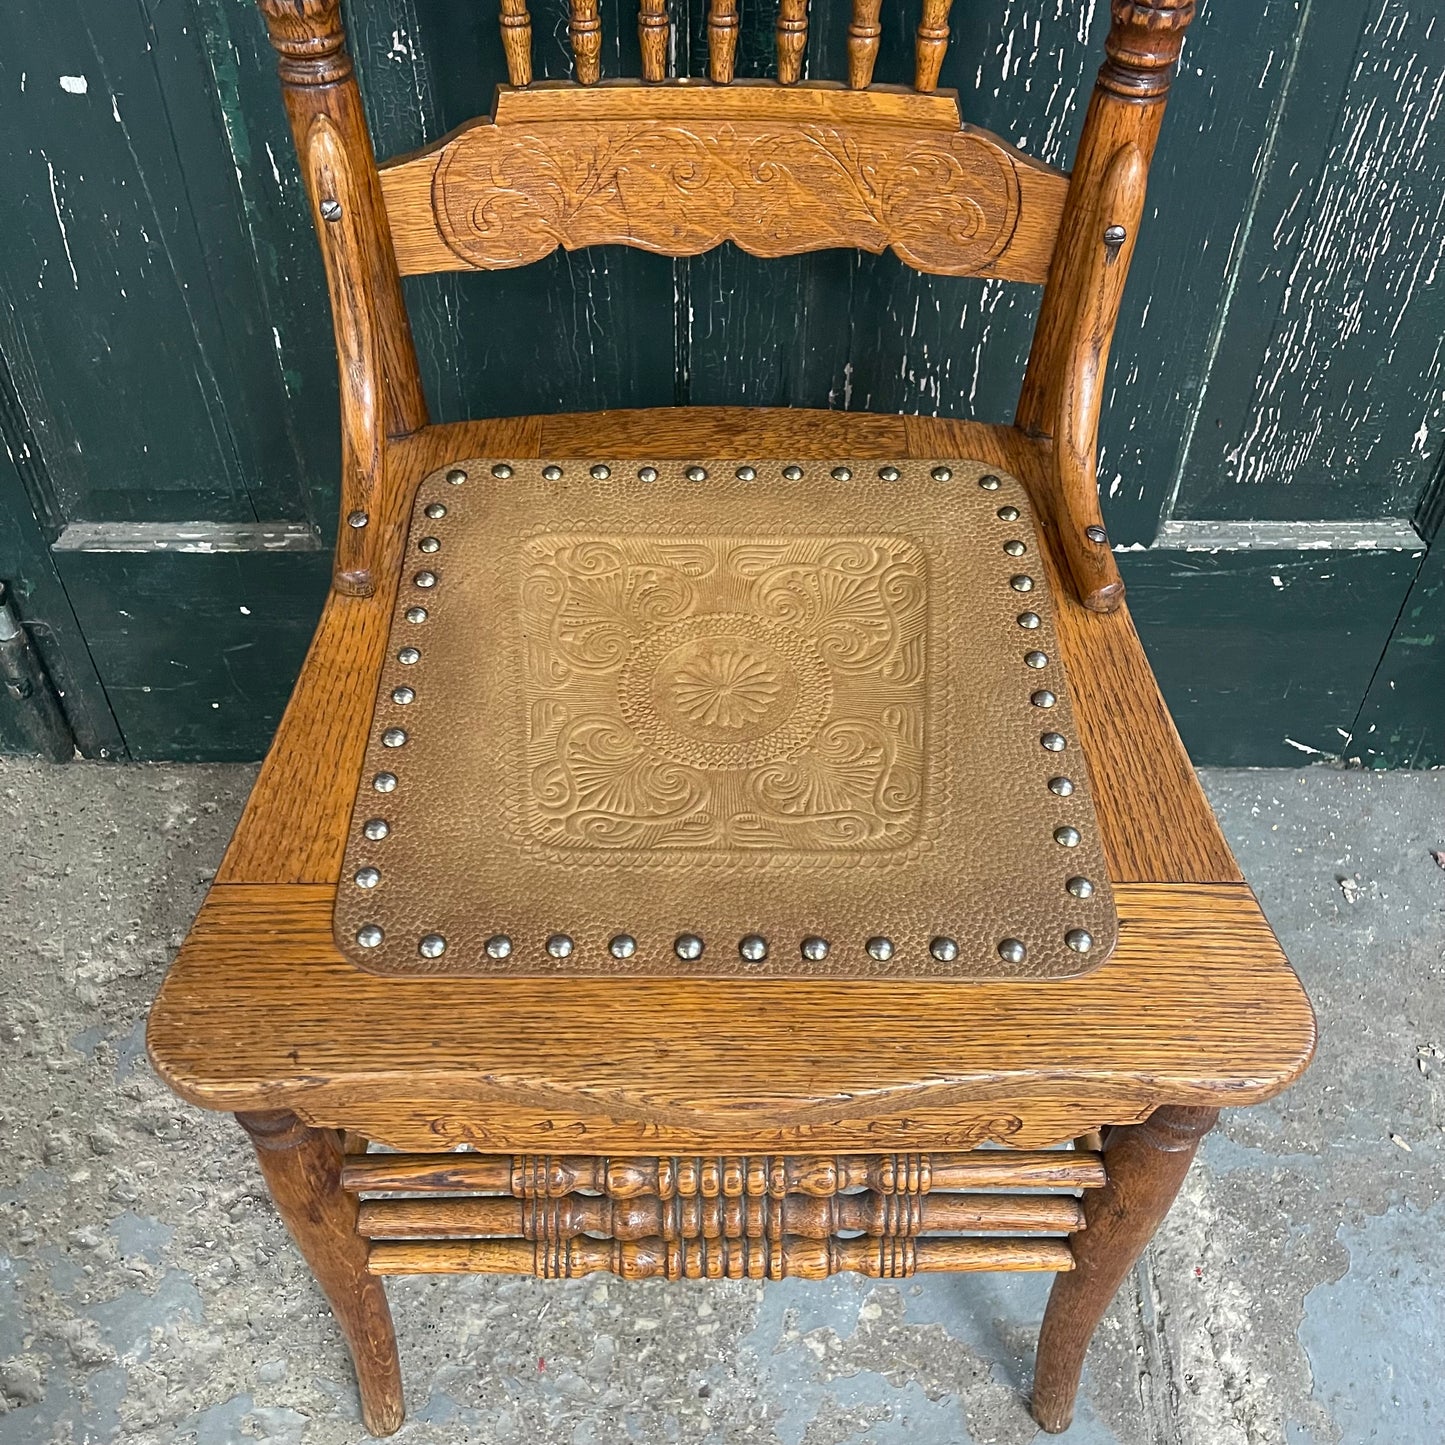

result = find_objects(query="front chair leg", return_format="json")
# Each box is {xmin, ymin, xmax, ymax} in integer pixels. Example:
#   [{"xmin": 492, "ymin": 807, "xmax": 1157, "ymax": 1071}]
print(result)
[
  {"xmin": 1032, "ymin": 1105, "xmax": 1218, "ymax": 1433},
  {"xmin": 236, "ymin": 1110, "xmax": 405, "ymax": 1436}
]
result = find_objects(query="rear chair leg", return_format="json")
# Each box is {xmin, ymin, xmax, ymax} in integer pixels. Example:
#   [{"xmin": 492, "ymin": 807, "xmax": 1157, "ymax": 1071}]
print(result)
[
  {"xmin": 236, "ymin": 1110, "xmax": 405, "ymax": 1436},
  {"xmin": 1031, "ymin": 1105, "xmax": 1218, "ymax": 1433}
]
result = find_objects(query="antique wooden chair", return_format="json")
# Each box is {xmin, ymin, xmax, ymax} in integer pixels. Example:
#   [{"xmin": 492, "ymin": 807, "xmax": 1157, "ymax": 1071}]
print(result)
[{"xmin": 147, "ymin": 0, "xmax": 1316, "ymax": 1434}]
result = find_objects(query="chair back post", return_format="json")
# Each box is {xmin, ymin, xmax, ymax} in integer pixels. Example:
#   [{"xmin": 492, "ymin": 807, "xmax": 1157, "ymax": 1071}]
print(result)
[
  {"xmin": 256, "ymin": 0, "xmax": 429, "ymax": 595},
  {"xmin": 1017, "ymin": 0, "xmax": 1196, "ymax": 613}
]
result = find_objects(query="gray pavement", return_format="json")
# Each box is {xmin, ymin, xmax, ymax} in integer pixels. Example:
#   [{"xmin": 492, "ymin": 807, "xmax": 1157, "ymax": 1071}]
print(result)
[{"xmin": 0, "ymin": 761, "xmax": 1441, "ymax": 1444}]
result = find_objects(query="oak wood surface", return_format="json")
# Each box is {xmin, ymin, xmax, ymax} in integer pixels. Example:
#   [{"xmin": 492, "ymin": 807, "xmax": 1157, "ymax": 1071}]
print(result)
[
  {"xmin": 1017, "ymin": 0, "xmax": 1195, "ymax": 616},
  {"xmin": 338, "ymin": 1148, "xmax": 1109, "ymax": 1194},
  {"xmin": 256, "ymin": 0, "xmax": 426, "ymax": 443},
  {"xmin": 367, "ymin": 1231, "xmax": 1075, "ymax": 1277},
  {"xmin": 498, "ymin": 0, "xmax": 533, "ymax": 87},
  {"xmin": 1046, "ymin": 141, "xmax": 1145, "ymax": 612},
  {"xmin": 256, "ymin": 0, "xmax": 429, "ymax": 598},
  {"xmin": 846, "ymin": 0, "xmax": 883, "ymax": 89},
  {"xmin": 914, "ymin": 0, "xmax": 953, "ymax": 93},
  {"xmin": 237, "ymin": 1111, "xmax": 403, "ymax": 1436},
  {"xmin": 153, "ymin": 1, "xmax": 1305, "ymax": 1431},
  {"xmin": 1033, "ymin": 1104, "xmax": 1216, "ymax": 1432},
  {"xmin": 149, "ymin": 877, "xmax": 1313, "ymax": 1152},
  {"xmin": 214, "ymin": 408, "xmax": 1237, "ymax": 888},
  {"xmin": 378, "ymin": 85, "xmax": 1068, "ymax": 283},
  {"xmin": 775, "ymin": 0, "xmax": 809, "ymax": 84},
  {"xmin": 354, "ymin": 1191, "xmax": 1086, "ymax": 1240},
  {"xmin": 302, "ymin": 114, "xmax": 386, "ymax": 595},
  {"xmin": 640, "ymin": 0, "xmax": 671, "ymax": 82},
  {"xmin": 706, "ymin": 0, "xmax": 738, "ymax": 84},
  {"xmin": 487, "ymin": 82, "xmax": 966, "ymax": 127},
  {"xmin": 568, "ymin": 0, "xmax": 602, "ymax": 84},
  {"xmin": 366, "ymin": 1235, "xmax": 1073, "ymax": 1278}
]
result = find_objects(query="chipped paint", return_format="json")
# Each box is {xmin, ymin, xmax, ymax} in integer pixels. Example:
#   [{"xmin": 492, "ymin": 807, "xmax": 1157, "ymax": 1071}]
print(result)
[
  {"xmin": 1215, "ymin": 1, "xmax": 1445, "ymax": 511},
  {"xmin": 41, "ymin": 155, "xmax": 79, "ymax": 287},
  {"xmin": 51, "ymin": 522, "xmax": 321, "ymax": 554},
  {"xmin": 1157, "ymin": 518, "xmax": 1424, "ymax": 550}
]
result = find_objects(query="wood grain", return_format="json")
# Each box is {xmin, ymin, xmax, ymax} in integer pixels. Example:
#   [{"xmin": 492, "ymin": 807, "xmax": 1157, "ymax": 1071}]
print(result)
[
  {"xmin": 705, "ymin": 0, "xmax": 737, "ymax": 84},
  {"xmin": 236, "ymin": 1110, "xmax": 403, "ymax": 1435},
  {"xmin": 1033, "ymin": 1104, "xmax": 1216, "ymax": 1431},
  {"xmin": 846, "ymin": 0, "xmax": 883, "ymax": 89},
  {"xmin": 640, "ymin": 0, "xmax": 670, "ymax": 83},
  {"xmin": 775, "ymin": 0, "xmax": 809, "ymax": 84},
  {"xmin": 568, "ymin": 0, "xmax": 602, "ymax": 84},
  {"xmin": 148, "ymin": 878, "xmax": 1314, "ymax": 1152},
  {"xmin": 354, "ymin": 1191, "xmax": 1085, "ymax": 1240},
  {"xmin": 163, "ymin": 3, "xmax": 1309, "ymax": 1430},
  {"xmin": 914, "ymin": 0, "xmax": 953, "ymax": 93},
  {"xmin": 339, "ymin": 1148, "xmax": 1109, "ymax": 1195},
  {"xmin": 379, "ymin": 85, "xmax": 1067, "ymax": 282},
  {"xmin": 256, "ymin": 0, "xmax": 426, "ymax": 442},
  {"xmin": 1018, "ymin": 0, "xmax": 1195, "ymax": 584},
  {"xmin": 485, "ymin": 82, "xmax": 963, "ymax": 127},
  {"xmin": 301, "ymin": 114, "xmax": 385, "ymax": 595},
  {"xmin": 367, "ymin": 1235, "xmax": 1072, "ymax": 1278},
  {"xmin": 498, "ymin": 0, "xmax": 533, "ymax": 88},
  {"xmin": 1045, "ymin": 142, "xmax": 1145, "ymax": 612}
]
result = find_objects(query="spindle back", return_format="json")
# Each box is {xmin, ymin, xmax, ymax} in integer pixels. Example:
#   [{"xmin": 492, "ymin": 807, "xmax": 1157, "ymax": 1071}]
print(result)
[
  {"xmin": 494, "ymin": 0, "xmax": 964, "ymax": 94},
  {"xmin": 254, "ymin": 0, "xmax": 1196, "ymax": 610}
]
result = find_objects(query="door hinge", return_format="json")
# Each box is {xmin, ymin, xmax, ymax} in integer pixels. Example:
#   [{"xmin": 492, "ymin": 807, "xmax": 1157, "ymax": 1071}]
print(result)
[{"xmin": 0, "ymin": 583, "xmax": 75, "ymax": 762}]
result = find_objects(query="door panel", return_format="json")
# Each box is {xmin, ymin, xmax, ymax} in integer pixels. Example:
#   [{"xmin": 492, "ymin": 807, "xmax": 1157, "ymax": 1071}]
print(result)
[
  {"xmin": 0, "ymin": 442, "xmax": 122, "ymax": 759},
  {"xmin": 54, "ymin": 548, "xmax": 328, "ymax": 762},
  {"xmin": 0, "ymin": 0, "xmax": 1440, "ymax": 764},
  {"xmin": 1178, "ymin": 0, "xmax": 1445, "ymax": 523},
  {"xmin": 1125, "ymin": 544, "xmax": 1426, "ymax": 767},
  {"xmin": 0, "ymin": 0, "xmax": 319, "ymax": 526}
]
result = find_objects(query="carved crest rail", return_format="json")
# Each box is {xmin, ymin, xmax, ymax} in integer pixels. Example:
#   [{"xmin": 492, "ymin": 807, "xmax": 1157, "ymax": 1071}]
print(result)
[{"xmin": 380, "ymin": 86, "xmax": 1069, "ymax": 282}]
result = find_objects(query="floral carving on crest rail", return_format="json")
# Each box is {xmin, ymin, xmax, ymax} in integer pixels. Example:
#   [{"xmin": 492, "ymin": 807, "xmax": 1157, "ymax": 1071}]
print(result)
[{"xmin": 424, "ymin": 118, "xmax": 1026, "ymax": 275}]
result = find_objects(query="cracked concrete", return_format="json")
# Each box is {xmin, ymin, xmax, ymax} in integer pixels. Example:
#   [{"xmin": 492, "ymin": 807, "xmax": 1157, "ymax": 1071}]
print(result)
[{"xmin": 1, "ymin": 761, "xmax": 1441, "ymax": 1444}]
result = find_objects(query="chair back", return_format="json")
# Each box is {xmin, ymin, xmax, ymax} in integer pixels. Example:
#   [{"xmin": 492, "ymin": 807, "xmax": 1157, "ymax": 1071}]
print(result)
[{"xmin": 254, "ymin": 0, "xmax": 1197, "ymax": 611}]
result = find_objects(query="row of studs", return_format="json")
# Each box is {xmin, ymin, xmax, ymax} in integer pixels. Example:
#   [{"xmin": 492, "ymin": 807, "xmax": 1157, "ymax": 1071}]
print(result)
[
  {"xmin": 350, "ymin": 473, "xmax": 461, "ymax": 920},
  {"xmin": 991, "ymin": 479, "xmax": 1096, "ymax": 958},
  {"xmin": 352, "ymin": 925, "xmax": 1097, "ymax": 963},
  {"xmin": 484, "ymin": 462, "xmax": 974, "ymax": 484},
  {"xmin": 352, "ymin": 462, "xmax": 1095, "ymax": 963}
]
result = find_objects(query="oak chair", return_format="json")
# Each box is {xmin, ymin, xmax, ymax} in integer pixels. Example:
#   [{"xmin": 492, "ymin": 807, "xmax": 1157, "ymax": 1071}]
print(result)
[{"xmin": 146, "ymin": 0, "xmax": 1316, "ymax": 1434}]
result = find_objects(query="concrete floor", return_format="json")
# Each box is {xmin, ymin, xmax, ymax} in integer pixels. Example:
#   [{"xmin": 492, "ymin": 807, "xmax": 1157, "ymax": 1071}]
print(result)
[{"xmin": 0, "ymin": 762, "xmax": 1442, "ymax": 1445}]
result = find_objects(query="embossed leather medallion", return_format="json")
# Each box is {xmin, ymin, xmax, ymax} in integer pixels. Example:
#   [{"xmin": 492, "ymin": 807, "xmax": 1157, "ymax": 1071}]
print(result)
[
  {"xmin": 521, "ymin": 534, "xmax": 925, "ymax": 853},
  {"xmin": 336, "ymin": 459, "xmax": 1117, "ymax": 979}
]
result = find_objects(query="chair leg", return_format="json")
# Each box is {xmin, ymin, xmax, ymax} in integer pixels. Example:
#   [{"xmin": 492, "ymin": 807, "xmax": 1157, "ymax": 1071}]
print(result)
[
  {"xmin": 236, "ymin": 1110, "xmax": 405, "ymax": 1436},
  {"xmin": 1031, "ymin": 1105, "xmax": 1217, "ymax": 1433}
]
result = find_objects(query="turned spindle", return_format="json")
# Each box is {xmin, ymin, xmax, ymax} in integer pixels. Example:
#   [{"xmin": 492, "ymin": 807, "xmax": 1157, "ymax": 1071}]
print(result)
[
  {"xmin": 776, "ymin": 0, "xmax": 809, "ymax": 84},
  {"xmin": 569, "ymin": 0, "xmax": 602, "ymax": 84},
  {"xmin": 914, "ymin": 0, "xmax": 953, "ymax": 91},
  {"xmin": 639, "ymin": 0, "xmax": 669, "ymax": 82},
  {"xmin": 498, "ymin": 0, "xmax": 533, "ymax": 85},
  {"xmin": 847, "ymin": 0, "xmax": 883, "ymax": 88},
  {"xmin": 707, "ymin": 0, "xmax": 739, "ymax": 84}
]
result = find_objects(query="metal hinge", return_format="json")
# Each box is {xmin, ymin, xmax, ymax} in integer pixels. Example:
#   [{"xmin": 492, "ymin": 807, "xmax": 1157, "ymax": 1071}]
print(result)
[{"xmin": 0, "ymin": 583, "xmax": 75, "ymax": 761}]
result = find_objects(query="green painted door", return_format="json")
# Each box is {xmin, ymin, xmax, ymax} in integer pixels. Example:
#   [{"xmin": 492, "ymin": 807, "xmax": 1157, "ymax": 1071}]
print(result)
[{"xmin": 1, "ymin": 0, "xmax": 1441, "ymax": 764}]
